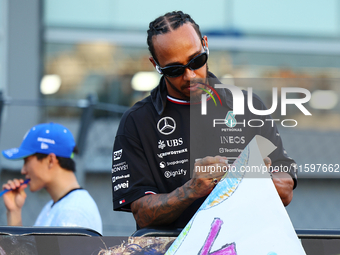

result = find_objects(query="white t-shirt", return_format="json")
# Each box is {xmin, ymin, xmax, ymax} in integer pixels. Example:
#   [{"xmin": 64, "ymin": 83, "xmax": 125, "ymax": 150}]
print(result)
[{"xmin": 34, "ymin": 189, "xmax": 102, "ymax": 234}]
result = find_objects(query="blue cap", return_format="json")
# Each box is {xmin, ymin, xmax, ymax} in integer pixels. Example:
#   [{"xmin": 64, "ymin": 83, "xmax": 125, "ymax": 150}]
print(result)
[{"xmin": 2, "ymin": 123, "xmax": 76, "ymax": 160}]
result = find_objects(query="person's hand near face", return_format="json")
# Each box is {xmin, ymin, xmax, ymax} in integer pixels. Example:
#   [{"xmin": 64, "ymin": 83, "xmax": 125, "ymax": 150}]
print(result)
[{"xmin": 2, "ymin": 178, "xmax": 28, "ymax": 226}]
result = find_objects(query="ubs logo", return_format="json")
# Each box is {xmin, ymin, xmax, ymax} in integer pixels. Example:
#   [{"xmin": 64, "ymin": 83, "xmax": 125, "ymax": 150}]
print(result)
[
  {"xmin": 166, "ymin": 138, "xmax": 183, "ymax": 147},
  {"xmin": 158, "ymin": 138, "xmax": 183, "ymax": 150},
  {"xmin": 157, "ymin": 117, "xmax": 176, "ymax": 135},
  {"xmin": 158, "ymin": 140, "xmax": 166, "ymax": 149}
]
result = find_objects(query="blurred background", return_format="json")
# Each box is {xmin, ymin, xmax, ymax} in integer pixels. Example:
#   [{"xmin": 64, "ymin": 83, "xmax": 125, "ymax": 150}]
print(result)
[{"xmin": 0, "ymin": 0, "xmax": 340, "ymax": 236}]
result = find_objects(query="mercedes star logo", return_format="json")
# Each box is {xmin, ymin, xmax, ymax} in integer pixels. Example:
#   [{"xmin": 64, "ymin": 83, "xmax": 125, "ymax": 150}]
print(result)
[{"xmin": 157, "ymin": 117, "xmax": 176, "ymax": 135}]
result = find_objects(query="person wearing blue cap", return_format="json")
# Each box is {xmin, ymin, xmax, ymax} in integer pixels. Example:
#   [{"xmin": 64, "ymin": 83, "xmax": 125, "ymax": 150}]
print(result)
[{"xmin": 1, "ymin": 123, "xmax": 102, "ymax": 234}]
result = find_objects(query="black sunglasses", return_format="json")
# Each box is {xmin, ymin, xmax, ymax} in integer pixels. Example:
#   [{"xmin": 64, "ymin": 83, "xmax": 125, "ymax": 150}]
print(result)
[{"xmin": 156, "ymin": 49, "xmax": 209, "ymax": 78}]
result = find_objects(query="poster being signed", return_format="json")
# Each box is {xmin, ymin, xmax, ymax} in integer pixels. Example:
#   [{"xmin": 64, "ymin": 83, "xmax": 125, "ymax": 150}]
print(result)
[{"xmin": 166, "ymin": 135, "xmax": 305, "ymax": 255}]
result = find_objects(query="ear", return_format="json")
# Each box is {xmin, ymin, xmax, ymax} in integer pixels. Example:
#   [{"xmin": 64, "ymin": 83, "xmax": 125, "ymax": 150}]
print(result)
[
  {"xmin": 149, "ymin": 57, "xmax": 157, "ymax": 68},
  {"xmin": 202, "ymin": 35, "xmax": 208, "ymax": 49},
  {"xmin": 149, "ymin": 57, "xmax": 163, "ymax": 75},
  {"xmin": 47, "ymin": 153, "xmax": 58, "ymax": 169}
]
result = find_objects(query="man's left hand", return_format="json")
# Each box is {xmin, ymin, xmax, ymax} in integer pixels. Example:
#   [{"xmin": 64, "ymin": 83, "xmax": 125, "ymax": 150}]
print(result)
[
  {"xmin": 264, "ymin": 157, "xmax": 294, "ymax": 206},
  {"xmin": 272, "ymin": 172, "xmax": 294, "ymax": 206}
]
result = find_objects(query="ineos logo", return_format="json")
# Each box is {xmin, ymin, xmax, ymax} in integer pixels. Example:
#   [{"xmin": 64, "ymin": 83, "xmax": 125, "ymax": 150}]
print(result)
[{"xmin": 157, "ymin": 117, "xmax": 176, "ymax": 135}]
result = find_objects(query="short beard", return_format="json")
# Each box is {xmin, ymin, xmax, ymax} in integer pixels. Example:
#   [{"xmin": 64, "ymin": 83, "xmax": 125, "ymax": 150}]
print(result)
[{"xmin": 165, "ymin": 64, "xmax": 209, "ymax": 102}]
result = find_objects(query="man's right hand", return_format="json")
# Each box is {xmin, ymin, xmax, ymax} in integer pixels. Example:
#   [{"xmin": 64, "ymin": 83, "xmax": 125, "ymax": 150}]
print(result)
[
  {"xmin": 2, "ymin": 178, "xmax": 27, "ymax": 221},
  {"xmin": 187, "ymin": 156, "xmax": 228, "ymax": 199},
  {"xmin": 131, "ymin": 155, "xmax": 228, "ymax": 228}
]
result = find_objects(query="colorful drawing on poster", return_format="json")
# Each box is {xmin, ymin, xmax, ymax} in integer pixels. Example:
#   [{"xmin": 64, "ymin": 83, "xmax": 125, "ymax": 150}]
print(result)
[
  {"xmin": 165, "ymin": 146, "xmax": 250, "ymax": 254},
  {"xmin": 200, "ymin": 145, "xmax": 249, "ymax": 210},
  {"xmin": 199, "ymin": 218, "xmax": 237, "ymax": 255},
  {"xmin": 166, "ymin": 135, "xmax": 305, "ymax": 255}
]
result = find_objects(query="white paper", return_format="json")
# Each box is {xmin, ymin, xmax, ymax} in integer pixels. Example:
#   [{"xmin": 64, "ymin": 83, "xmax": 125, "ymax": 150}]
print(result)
[{"xmin": 166, "ymin": 135, "xmax": 305, "ymax": 255}]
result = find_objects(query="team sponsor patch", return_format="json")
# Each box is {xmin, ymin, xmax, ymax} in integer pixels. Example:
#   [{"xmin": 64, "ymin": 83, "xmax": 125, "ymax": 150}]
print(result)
[
  {"xmin": 157, "ymin": 148, "xmax": 188, "ymax": 158},
  {"xmin": 3, "ymin": 148, "xmax": 19, "ymax": 157},
  {"xmin": 112, "ymin": 174, "xmax": 130, "ymax": 183},
  {"xmin": 112, "ymin": 162, "xmax": 129, "ymax": 173},
  {"xmin": 37, "ymin": 137, "xmax": 55, "ymax": 144},
  {"xmin": 113, "ymin": 180, "xmax": 129, "ymax": 191},
  {"xmin": 157, "ymin": 117, "xmax": 176, "ymax": 135},
  {"xmin": 160, "ymin": 159, "xmax": 188, "ymax": 169},
  {"xmin": 221, "ymin": 128, "xmax": 243, "ymax": 132},
  {"xmin": 219, "ymin": 148, "xmax": 243, "ymax": 153},
  {"xmin": 220, "ymin": 136, "xmax": 245, "ymax": 144},
  {"xmin": 164, "ymin": 169, "xmax": 187, "ymax": 178},
  {"xmin": 158, "ymin": 140, "xmax": 166, "ymax": 149},
  {"xmin": 41, "ymin": 143, "xmax": 49, "ymax": 149},
  {"xmin": 114, "ymin": 149, "xmax": 123, "ymax": 161},
  {"xmin": 158, "ymin": 138, "xmax": 184, "ymax": 150},
  {"xmin": 166, "ymin": 159, "xmax": 189, "ymax": 166}
]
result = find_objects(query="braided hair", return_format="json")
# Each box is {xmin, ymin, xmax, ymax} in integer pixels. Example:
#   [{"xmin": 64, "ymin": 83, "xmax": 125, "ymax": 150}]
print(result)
[{"xmin": 147, "ymin": 11, "xmax": 202, "ymax": 63}]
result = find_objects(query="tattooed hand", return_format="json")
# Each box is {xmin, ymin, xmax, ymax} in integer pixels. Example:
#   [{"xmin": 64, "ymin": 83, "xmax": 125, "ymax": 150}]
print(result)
[
  {"xmin": 188, "ymin": 156, "xmax": 229, "ymax": 199},
  {"xmin": 130, "ymin": 155, "xmax": 228, "ymax": 228}
]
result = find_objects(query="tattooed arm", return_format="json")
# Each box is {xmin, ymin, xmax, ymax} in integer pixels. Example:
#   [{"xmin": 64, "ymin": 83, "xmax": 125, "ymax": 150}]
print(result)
[
  {"xmin": 131, "ymin": 178, "xmax": 207, "ymax": 228},
  {"xmin": 130, "ymin": 156, "xmax": 228, "ymax": 228}
]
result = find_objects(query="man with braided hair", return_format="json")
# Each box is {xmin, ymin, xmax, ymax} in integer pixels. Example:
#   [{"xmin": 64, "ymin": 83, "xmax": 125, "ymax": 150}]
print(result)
[{"xmin": 112, "ymin": 11, "xmax": 297, "ymax": 229}]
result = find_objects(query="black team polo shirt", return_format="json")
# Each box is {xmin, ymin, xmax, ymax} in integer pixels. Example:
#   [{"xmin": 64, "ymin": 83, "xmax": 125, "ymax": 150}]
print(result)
[{"xmin": 112, "ymin": 73, "xmax": 297, "ymax": 229}]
